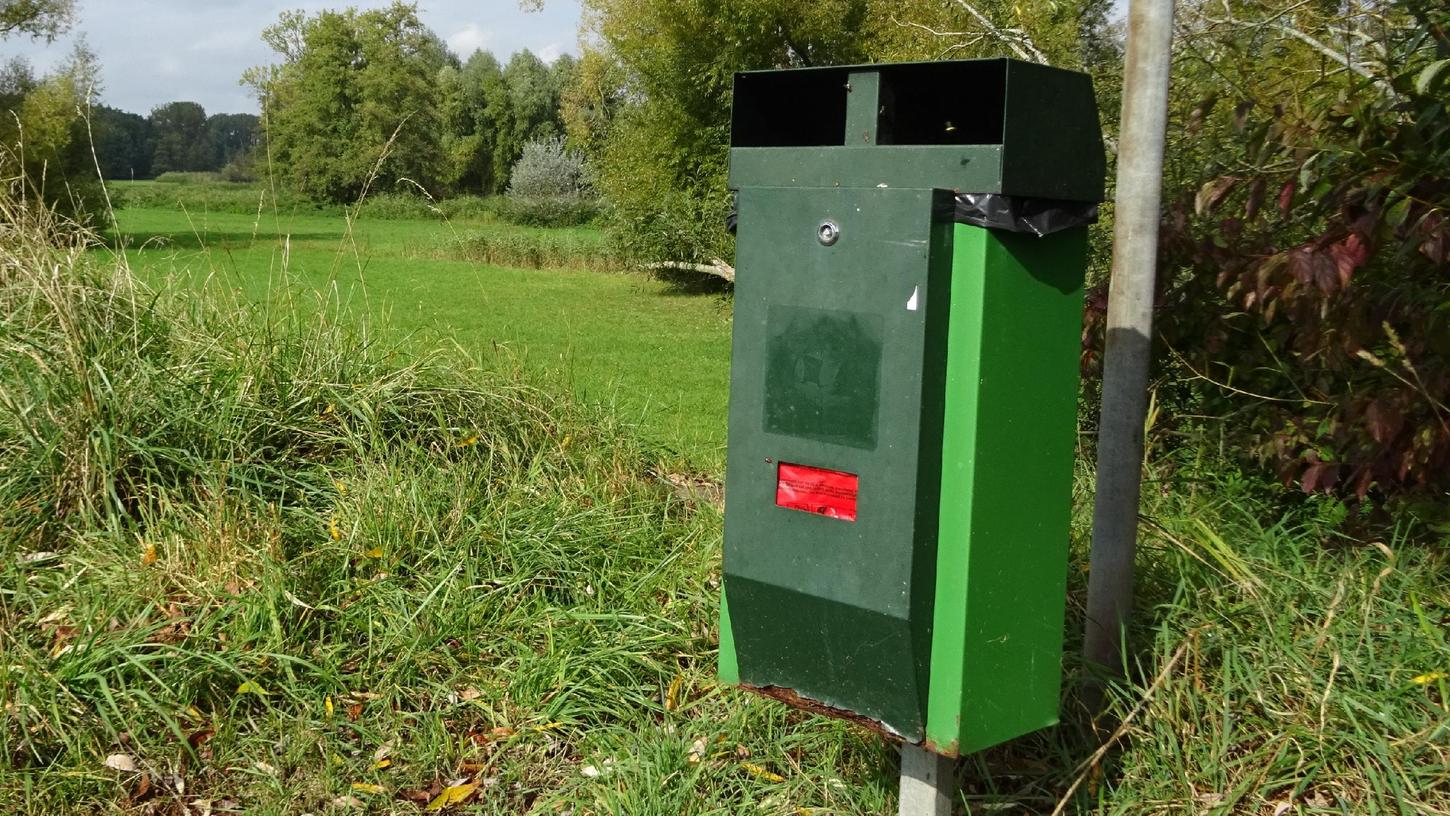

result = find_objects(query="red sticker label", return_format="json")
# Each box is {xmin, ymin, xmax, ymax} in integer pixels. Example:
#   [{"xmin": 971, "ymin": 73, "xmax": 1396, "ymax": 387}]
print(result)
[{"xmin": 775, "ymin": 462, "xmax": 859, "ymax": 521}]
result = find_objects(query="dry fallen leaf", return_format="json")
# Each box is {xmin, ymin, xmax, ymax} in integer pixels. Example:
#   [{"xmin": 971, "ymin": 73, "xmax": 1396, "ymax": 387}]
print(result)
[
  {"xmin": 351, "ymin": 782, "xmax": 386, "ymax": 795},
  {"xmin": 425, "ymin": 782, "xmax": 478, "ymax": 811},
  {"xmin": 141, "ymin": 544, "xmax": 157, "ymax": 566},
  {"xmin": 37, "ymin": 606, "xmax": 71, "ymax": 627},
  {"xmin": 104, "ymin": 753, "xmax": 138, "ymax": 772},
  {"xmin": 1412, "ymin": 671, "xmax": 1448, "ymax": 685},
  {"xmin": 741, "ymin": 762, "xmax": 784, "ymax": 783},
  {"xmin": 665, "ymin": 675, "xmax": 683, "ymax": 712},
  {"xmin": 332, "ymin": 795, "xmax": 365, "ymax": 807},
  {"xmin": 236, "ymin": 681, "xmax": 269, "ymax": 697}
]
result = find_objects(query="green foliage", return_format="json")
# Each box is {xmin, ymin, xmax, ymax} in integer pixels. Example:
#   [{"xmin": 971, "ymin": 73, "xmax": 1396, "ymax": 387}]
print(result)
[
  {"xmin": 153, "ymin": 171, "xmax": 222, "ymax": 185},
  {"xmin": 439, "ymin": 50, "xmax": 511, "ymax": 194},
  {"xmin": 1131, "ymin": 4, "xmax": 1450, "ymax": 500},
  {"xmin": 91, "ymin": 105, "xmax": 153, "ymax": 180},
  {"xmin": 0, "ymin": 0, "xmax": 73, "ymax": 42},
  {"xmin": 581, "ymin": 0, "xmax": 874, "ymax": 265},
  {"xmin": 447, "ymin": 225, "xmax": 621, "ymax": 269},
  {"xmin": 352, "ymin": 190, "xmax": 438, "ymax": 220},
  {"xmin": 494, "ymin": 195, "xmax": 601, "ymax": 228},
  {"xmin": 249, "ymin": 3, "xmax": 573, "ymax": 203},
  {"xmin": 508, "ymin": 137, "xmax": 591, "ymax": 199},
  {"xmin": 0, "ymin": 44, "xmax": 104, "ymax": 222},
  {"xmin": 205, "ymin": 112, "xmax": 259, "ymax": 170},
  {"xmin": 249, "ymin": 2, "xmax": 451, "ymax": 203},
  {"xmin": 109, "ymin": 179, "xmax": 335, "ymax": 217},
  {"xmin": 497, "ymin": 137, "xmax": 598, "ymax": 227},
  {"xmin": 149, "ymin": 101, "xmax": 212, "ymax": 174}
]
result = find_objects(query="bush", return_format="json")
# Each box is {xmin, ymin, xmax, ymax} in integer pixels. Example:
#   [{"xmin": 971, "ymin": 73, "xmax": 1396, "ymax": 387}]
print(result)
[
  {"xmin": 507, "ymin": 137, "xmax": 591, "ymax": 199},
  {"xmin": 218, "ymin": 153, "xmax": 258, "ymax": 183},
  {"xmin": 436, "ymin": 194, "xmax": 500, "ymax": 221},
  {"xmin": 494, "ymin": 195, "xmax": 601, "ymax": 228},
  {"xmin": 498, "ymin": 138, "xmax": 601, "ymax": 228},
  {"xmin": 353, "ymin": 191, "xmax": 439, "ymax": 220},
  {"xmin": 109, "ymin": 180, "xmax": 336, "ymax": 217},
  {"xmin": 1128, "ymin": 10, "xmax": 1450, "ymax": 503},
  {"xmin": 153, "ymin": 171, "xmax": 223, "ymax": 185},
  {"xmin": 446, "ymin": 228, "xmax": 622, "ymax": 271}
]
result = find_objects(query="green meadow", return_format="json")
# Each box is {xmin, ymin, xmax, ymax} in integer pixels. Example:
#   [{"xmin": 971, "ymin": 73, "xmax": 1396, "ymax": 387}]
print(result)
[{"xmin": 109, "ymin": 186, "xmax": 732, "ymax": 473}]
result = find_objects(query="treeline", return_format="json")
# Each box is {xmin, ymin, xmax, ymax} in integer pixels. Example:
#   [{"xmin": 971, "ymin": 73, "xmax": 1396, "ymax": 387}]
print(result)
[
  {"xmin": 89, "ymin": 104, "xmax": 258, "ymax": 180},
  {"xmin": 246, "ymin": 4, "xmax": 574, "ymax": 202},
  {"xmin": 0, "ymin": 2, "xmax": 574, "ymax": 206}
]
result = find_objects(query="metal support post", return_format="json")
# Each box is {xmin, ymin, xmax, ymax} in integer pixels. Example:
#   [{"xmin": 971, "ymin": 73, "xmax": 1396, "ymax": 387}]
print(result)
[{"xmin": 899, "ymin": 743, "xmax": 955, "ymax": 816}]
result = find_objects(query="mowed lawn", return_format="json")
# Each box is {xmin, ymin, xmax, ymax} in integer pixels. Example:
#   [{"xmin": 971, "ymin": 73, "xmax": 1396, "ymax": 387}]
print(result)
[{"xmin": 109, "ymin": 205, "xmax": 733, "ymax": 472}]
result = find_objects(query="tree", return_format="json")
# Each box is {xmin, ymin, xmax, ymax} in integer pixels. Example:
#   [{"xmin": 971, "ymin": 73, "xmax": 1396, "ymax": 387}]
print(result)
[
  {"xmin": 149, "ymin": 101, "xmax": 211, "ymax": 174},
  {"xmin": 501, "ymin": 51, "xmax": 562, "ymax": 170},
  {"xmin": 579, "ymin": 0, "xmax": 874, "ymax": 264},
  {"xmin": 0, "ymin": 43, "xmax": 103, "ymax": 220},
  {"xmin": 206, "ymin": 112, "xmax": 259, "ymax": 170},
  {"xmin": 0, "ymin": 0, "xmax": 74, "ymax": 42},
  {"xmin": 93, "ymin": 105, "xmax": 152, "ymax": 180},
  {"xmin": 466, "ymin": 50, "xmax": 514, "ymax": 192},
  {"xmin": 248, "ymin": 2, "xmax": 451, "ymax": 202}
]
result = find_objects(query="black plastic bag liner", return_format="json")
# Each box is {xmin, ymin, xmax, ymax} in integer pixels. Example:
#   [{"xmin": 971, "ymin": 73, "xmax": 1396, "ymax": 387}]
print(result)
[
  {"xmin": 727, "ymin": 192, "xmax": 1095, "ymax": 237},
  {"xmin": 951, "ymin": 193, "xmax": 1098, "ymax": 237}
]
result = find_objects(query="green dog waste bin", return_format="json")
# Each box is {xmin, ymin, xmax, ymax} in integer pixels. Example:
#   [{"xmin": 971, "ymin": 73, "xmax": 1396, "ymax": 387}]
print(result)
[{"xmin": 717, "ymin": 59, "xmax": 1105, "ymax": 757}]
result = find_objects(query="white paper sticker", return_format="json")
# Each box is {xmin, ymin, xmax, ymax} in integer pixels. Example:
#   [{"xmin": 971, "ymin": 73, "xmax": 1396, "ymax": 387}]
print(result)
[{"xmin": 906, "ymin": 286, "xmax": 920, "ymax": 311}]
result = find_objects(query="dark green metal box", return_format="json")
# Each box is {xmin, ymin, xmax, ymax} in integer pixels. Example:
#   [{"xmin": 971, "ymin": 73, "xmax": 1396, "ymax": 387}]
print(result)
[{"xmin": 718, "ymin": 59, "xmax": 1104, "ymax": 756}]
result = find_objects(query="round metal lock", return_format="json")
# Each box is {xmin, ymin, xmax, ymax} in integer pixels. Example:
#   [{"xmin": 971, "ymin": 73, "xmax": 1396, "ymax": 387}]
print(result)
[{"xmin": 817, "ymin": 220, "xmax": 840, "ymax": 246}]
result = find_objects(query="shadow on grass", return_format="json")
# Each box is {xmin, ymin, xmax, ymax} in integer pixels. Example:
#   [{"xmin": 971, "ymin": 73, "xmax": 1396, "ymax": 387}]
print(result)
[
  {"xmin": 106, "ymin": 230, "xmax": 343, "ymax": 252},
  {"xmin": 648, "ymin": 266, "xmax": 735, "ymax": 297}
]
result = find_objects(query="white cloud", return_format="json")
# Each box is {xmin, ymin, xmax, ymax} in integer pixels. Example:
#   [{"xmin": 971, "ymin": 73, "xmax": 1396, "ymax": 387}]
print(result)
[
  {"xmin": 536, "ymin": 41, "xmax": 563, "ymax": 62},
  {"xmin": 447, "ymin": 24, "xmax": 493, "ymax": 57}
]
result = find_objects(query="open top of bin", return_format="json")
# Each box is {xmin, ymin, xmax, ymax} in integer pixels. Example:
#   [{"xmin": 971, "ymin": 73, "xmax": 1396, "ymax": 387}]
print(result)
[{"xmin": 729, "ymin": 58, "xmax": 1105, "ymax": 202}]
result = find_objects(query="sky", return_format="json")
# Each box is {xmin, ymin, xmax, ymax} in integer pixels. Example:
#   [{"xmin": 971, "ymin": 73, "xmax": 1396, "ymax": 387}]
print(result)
[{"xmin": 3, "ymin": 0, "xmax": 583, "ymax": 116}]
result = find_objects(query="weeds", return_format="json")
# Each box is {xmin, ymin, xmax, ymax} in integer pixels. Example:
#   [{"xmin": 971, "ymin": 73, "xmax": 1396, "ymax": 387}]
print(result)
[
  {"xmin": 445, "ymin": 230, "xmax": 625, "ymax": 273},
  {"xmin": 1, "ymin": 187, "xmax": 1447, "ymax": 813}
]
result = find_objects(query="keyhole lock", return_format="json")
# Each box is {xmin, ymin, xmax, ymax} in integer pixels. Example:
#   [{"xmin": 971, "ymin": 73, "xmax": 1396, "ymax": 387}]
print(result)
[{"xmin": 817, "ymin": 220, "xmax": 840, "ymax": 246}]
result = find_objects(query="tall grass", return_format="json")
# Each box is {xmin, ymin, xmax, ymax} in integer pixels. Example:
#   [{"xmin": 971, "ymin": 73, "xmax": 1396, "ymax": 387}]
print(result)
[
  {"xmin": 445, "ymin": 230, "xmax": 625, "ymax": 272},
  {"xmin": 1, "ymin": 188, "xmax": 1446, "ymax": 814}
]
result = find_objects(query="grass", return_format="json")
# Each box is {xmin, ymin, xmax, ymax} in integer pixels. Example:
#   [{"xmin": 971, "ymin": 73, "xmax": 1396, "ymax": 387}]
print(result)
[
  {"xmin": 2, "ymin": 190, "xmax": 1447, "ymax": 814},
  {"xmin": 106, "ymin": 201, "xmax": 731, "ymax": 474}
]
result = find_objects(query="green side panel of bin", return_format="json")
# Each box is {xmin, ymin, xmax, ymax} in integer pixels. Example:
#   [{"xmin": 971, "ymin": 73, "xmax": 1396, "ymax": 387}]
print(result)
[
  {"xmin": 717, "ymin": 587, "xmax": 739, "ymax": 686},
  {"xmin": 924, "ymin": 224, "xmax": 1086, "ymax": 755},
  {"xmin": 722, "ymin": 185, "xmax": 954, "ymax": 741}
]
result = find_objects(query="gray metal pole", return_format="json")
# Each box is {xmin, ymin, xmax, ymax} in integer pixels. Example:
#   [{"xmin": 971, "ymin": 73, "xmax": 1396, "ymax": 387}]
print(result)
[
  {"xmin": 1083, "ymin": 0, "xmax": 1177, "ymax": 700},
  {"xmin": 898, "ymin": 743, "xmax": 954, "ymax": 816}
]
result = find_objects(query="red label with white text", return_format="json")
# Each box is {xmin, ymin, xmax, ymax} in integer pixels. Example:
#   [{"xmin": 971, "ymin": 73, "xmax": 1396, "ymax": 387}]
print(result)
[{"xmin": 775, "ymin": 462, "xmax": 859, "ymax": 521}]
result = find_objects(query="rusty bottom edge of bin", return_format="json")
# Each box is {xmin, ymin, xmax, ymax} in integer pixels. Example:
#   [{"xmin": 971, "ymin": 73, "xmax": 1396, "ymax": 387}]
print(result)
[{"xmin": 738, "ymin": 682, "xmax": 959, "ymax": 757}]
